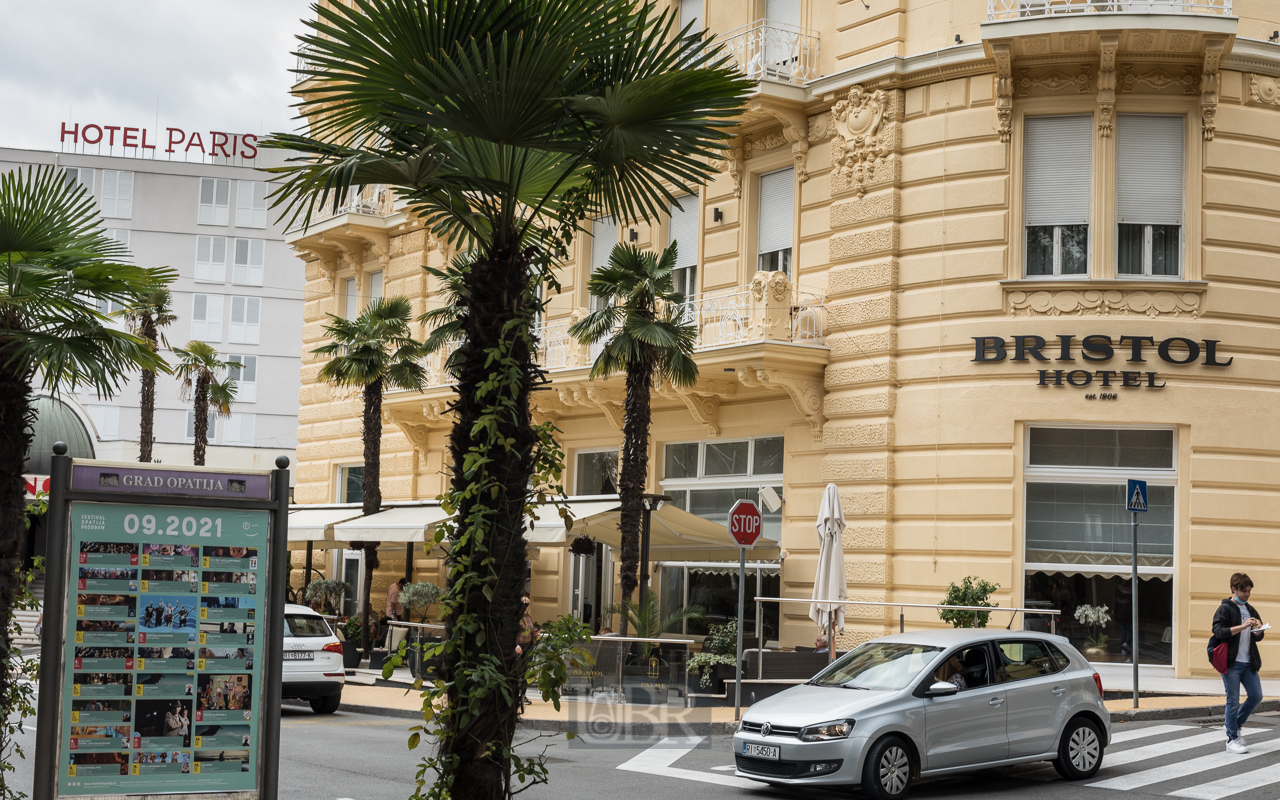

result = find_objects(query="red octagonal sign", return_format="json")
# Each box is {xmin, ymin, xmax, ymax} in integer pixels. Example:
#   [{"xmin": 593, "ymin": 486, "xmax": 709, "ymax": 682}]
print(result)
[{"xmin": 728, "ymin": 499, "xmax": 763, "ymax": 547}]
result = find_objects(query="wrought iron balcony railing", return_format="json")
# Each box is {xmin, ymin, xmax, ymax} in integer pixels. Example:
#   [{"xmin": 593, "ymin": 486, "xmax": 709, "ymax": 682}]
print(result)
[
  {"xmin": 988, "ymin": 0, "xmax": 1232, "ymax": 20},
  {"xmin": 722, "ymin": 20, "xmax": 820, "ymax": 86}
]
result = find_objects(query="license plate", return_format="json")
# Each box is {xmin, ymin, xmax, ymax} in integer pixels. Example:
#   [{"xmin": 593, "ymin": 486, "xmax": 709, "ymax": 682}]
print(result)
[
  {"xmin": 742, "ymin": 743, "xmax": 779, "ymax": 760},
  {"xmin": 282, "ymin": 651, "xmax": 314, "ymax": 660}
]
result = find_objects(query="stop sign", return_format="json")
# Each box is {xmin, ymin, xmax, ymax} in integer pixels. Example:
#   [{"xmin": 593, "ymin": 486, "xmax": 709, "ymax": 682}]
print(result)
[{"xmin": 728, "ymin": 499, "xmax": 763, "ymax": 547}]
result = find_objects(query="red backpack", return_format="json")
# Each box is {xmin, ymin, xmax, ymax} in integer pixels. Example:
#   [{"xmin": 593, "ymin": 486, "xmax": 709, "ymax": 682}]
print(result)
[{"xmin": 1208, "ymin": 639, "xmax": 1228, "ymax": 674}]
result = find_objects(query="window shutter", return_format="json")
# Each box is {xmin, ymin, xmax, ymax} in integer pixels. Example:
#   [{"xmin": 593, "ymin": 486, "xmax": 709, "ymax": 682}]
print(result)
[
  {"xmin": 668, "ymin": 195, "xmax": 699, "ymax": 269},
  {"xmin": 679, "ymin": 0, "xmax": 701, "ymax": 32},
  {"xmin": 369, "ymin": 270, "xmax": 383, "ymax": 302},
  {"xmin": 215, "ymin": 179, "xmax": 230, "ymax": 225},
  {"xmin": 1117, "ymin": 114, "xmax": 1184, "ymax": 226},
  {"xmin": 230, "ymin": 296, "xmax": 245, "ymax": 342},
  {"xmin": 253, "ymin": 181, "xmax": 268, "ymax": 228},
  {"xmin": 192, "ymin": 294, "xmax": 208, "ymax": 339},
  {"xmin": 591, "ymin": 216, "xmax": 618, "ymax": 271},
  {"xmin": 102, "ymin": 171, "xmax": 118, "ymax": 217},
  {"xmin": 199, "ymin": 178, "xmax": 215, "ymax": 225},
  {"xmin": 344, "ymin": 277, "xmax": 358, "ymax": 319},
  {"xmin": 236, "ymin": 181, "xmax": 253, "ymax": 226},
  {"xmin": 1024, "ymin": 115, "xmax": 1093, "ymax": 227},
  {"xmin": 224, "ymin": 414, "xmax": 241, "ymax": 446},
  {"xmin": 766, "ymin": 0, "xmax": 800, "ymax": 26},
  {"xmin": 233, "ymin": 238, "xmax": 263, "ymax": 285},
  {"xmin": 238, "ymin": 414, "xmax": 255, "ymax": 445},
  {"xmin": 246, "ymin": 297, "xmax": 261, "ymax": 344},
  {"xmin": 206, "ymin": 294, "xmax": 223, "ymax": 341},
  {"xmin": 757, "ymin": 168, "xmax": 794, "ymax": 256},
  {"xmin": 116, "ymin": 172, "xmax": 133, "ymax": 218}
]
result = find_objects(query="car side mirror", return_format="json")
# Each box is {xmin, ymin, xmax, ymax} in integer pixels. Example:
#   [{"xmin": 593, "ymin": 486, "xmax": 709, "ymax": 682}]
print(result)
[{"xmin": 926, "ymin": 681, "xmax": 959, "ymax": 697}]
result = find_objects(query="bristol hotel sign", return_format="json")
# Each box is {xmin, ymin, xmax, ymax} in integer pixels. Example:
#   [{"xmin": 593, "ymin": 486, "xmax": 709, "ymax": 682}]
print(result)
[{"xmin": 973, "ymin": 334, "xmax": 1231, "ymax": 392}]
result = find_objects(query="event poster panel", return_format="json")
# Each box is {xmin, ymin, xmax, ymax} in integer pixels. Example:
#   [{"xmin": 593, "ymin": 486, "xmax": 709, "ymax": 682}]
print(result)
[{"xmin": 60, "ymin": 501, "xmax": 268, "ymax": 796}]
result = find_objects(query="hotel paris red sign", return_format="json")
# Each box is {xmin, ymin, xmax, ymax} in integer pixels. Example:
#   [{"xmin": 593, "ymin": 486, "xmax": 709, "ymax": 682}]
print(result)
[{"xmin": 60, "ymin": 122, "xmax": 259, "ymax": 159}]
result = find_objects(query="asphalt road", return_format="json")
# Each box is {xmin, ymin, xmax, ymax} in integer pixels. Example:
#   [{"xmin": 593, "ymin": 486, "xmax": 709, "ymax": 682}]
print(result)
[{"xmin": 10, "ymin": 700, "xmax": 1280, "ymax": 800}]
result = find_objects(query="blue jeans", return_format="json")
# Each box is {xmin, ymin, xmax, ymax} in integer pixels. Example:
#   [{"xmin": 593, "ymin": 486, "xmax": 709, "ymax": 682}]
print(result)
[{"xmin": 1223, "ymin": 661, "xmax": 1263, "ymax": 740}]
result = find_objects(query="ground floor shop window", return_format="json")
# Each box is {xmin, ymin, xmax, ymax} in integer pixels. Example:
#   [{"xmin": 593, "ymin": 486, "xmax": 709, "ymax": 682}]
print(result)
[
  {"xmin": 657, "ymin": 562, "xmax": 779, "ymax": 641},
  {"xmin": 1025, "ymin": 572, "xmax": 1172, "ymax": 665}
]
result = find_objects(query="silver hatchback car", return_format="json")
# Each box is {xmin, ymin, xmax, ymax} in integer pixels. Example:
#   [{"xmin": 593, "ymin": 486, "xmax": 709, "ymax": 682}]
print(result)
[{"xmin": 733, "ymin": 630, "xmax": 1109, "ymax": 799}]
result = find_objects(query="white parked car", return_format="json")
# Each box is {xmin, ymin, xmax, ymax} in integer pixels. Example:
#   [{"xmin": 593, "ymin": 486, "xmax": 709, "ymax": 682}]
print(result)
[
  {"xmin": 733, "ymin": 630, "xmax": 1110, "ymax": 799},
  {"xmin": 280, "ymin": 603, "xmax": 345, "ymax": 714}
]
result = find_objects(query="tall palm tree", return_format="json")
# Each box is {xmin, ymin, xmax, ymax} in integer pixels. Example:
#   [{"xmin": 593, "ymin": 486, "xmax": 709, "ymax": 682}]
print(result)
[
  {"xmin": 0, "ymin": 165, "xmax": 172, "ymax": 783},
  {"xmin": 263, "ymin": 2, "xmax": 746, "ymax": 794},
  {"xmin": 570, "ymin": 242, "xmax": 698, "ymax": 633},
  {"xmin": 173, "ymin": 341, "xmax": 236, "ymax": 467},
  {"xmin": 312, "ymin": 296, "xmax": 427, "ymax": 653},
  {"xmin": 116, "ymin": 288, "xmax": 176, "ymax": 462}
]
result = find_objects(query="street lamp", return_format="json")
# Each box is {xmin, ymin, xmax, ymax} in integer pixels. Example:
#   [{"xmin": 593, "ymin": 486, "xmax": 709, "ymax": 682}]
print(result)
[{"xmin": 638, "ymin": 493, "xmax": 672, "ymax": 608}]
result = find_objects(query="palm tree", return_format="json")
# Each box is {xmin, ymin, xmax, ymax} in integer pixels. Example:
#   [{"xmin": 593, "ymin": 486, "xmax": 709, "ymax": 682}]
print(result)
[
  {"xmin": 116, "ymin": 288, "xmax": 176, "ymax": 462},
  {"xmin": 311, "ymin": 296, "xmax": 427, "ymax": 653},
  {"xmin": 263, "ymin": 2, "xmax": 746, "ymax": 793},
  {"xmin": 173, "ymin": 341, "xmax": 236, "ymax": 466},
  {"xmin": 0, "ymin": 165, "xmax": 172, "ymax": 778},
  {"xmin": 570, "ymin": 242, "xmax": 698, "ymax": 633}
]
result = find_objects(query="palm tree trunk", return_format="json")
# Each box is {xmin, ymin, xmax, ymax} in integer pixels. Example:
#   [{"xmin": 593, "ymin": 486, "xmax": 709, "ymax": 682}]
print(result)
[
  {"xmin": 138, "ymin": 316, "xmax": 157, "ymax": 463},
  {"xmin": 0, "ymin": 335, "xmax": 36, "ymax": 797},
  {"xmin": 441, "ymin": 240, "xmax": 538, "ymax": 800},
  {"xmin": 358, "ymin": 379, "xmax": 382, "ymax": 654},
  {"xmin": 193, "ymin": 374, "xmax": 209, "ymax": 466},
  {"xmin": 615, "ymin": 358, "xmax": 654, "ymax": 637}
]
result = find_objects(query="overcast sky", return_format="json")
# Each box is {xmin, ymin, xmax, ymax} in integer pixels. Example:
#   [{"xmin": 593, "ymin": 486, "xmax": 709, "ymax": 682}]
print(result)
[{"xmin": 0, "ymin": 1, "xmax": 312, "ymax": 153}]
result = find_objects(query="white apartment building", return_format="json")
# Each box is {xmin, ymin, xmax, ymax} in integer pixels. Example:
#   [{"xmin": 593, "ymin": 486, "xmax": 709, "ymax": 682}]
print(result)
[{"xmin": 1, "ymin": 145, "xmax": 302, "ymax": 481}]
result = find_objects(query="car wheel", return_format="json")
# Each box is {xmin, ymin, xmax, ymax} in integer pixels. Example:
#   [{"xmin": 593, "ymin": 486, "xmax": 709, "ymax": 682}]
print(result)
[
  {"xmin": 309, "ymin": 694, "xmax": 341, "ymax": 715},
  {"xmin": 1053, "ymin": 717, "xmax": 1103, "ymax": 780},
  {"xmin": 862, "ymin": 736, "xmax": 914, "ymax": 800}
]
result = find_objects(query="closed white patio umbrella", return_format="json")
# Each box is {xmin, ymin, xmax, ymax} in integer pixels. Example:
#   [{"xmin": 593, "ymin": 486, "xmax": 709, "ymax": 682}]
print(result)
[{"xmin": 810, "ymin": 483, "xmax": 847, "ymax": 661}]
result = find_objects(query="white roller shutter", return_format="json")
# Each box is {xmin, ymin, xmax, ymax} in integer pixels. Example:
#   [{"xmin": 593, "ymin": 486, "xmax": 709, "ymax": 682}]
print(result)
[
  {"xmin": 591, "ymin": 216, "xmax": 618, "ymax": 271},
  {"xmin": 757, "ymin": 168, "xmax": 794, "ymax": 256},
  {"xmin": 1024, "ymin": 115, "xmax": 1093, "ymax": 227},
  {"xmin": 1116, "ymin": 114, "xmax": 1184, "ymax": 226},
  {"xmin": 679, "ymin": 0, "xmax": 701, "ymax": 32},
  {"xmin": 668, "ymin": 195, "xmax": 698, "ymax": 269},
  {"xmin": 766, "ymin": 0, "xmax": 800, "ymax": 25}
]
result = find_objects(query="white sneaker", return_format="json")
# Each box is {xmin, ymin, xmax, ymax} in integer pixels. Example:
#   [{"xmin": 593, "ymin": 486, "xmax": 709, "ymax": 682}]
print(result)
[{"xmin": 1226, "ymin": 738, "xmax": 1249, "ymax": 755}]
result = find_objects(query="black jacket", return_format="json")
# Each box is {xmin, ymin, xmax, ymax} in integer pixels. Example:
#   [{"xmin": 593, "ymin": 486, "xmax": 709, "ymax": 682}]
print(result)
[{"xmin": 1211, "ymin": 598, "xmax": 1265, "ymax": 671}]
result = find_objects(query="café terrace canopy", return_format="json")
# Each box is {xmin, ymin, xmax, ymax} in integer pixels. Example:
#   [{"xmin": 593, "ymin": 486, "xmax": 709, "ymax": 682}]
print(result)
[
  {"xmin": 527, "ymin": 495, "xmax": 781, "ymax": 560},
  {"xmin": 334, "ymin": 503, "xmax": 452, "ymax": 544},
  {"xmin": 287, "ymin": 504, "xmax": 364, "ymax": 551}
]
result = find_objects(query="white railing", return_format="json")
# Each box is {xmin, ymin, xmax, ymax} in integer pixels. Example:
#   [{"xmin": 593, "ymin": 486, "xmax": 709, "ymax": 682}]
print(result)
[
  {"xmin": 426, "ymin": 336, "xmax": 463, "ymax": 386},
  {"xmin": 722, "ymin": 20, "xmax": 820, "ymax": 86},
  {"xmin": 295, "ymin": 43, "xmax": 319, "ymax": 79},
  {"xmin": 533, "ymin": 319, "xmax": 572, "ymax": 370},
  {"xmin": 286, "ymin": 184, "xmax": 396, "ymax": 233},
  {"xmin": 792, "ymin": 287, "xmax": 825, "ymax": 346},
  {"xmin": 988, "ymin": 0, "xmax": 1231, "ymax": 19},
  {"xmin": 683, "ymin": 290, "xmax": 751, "ymax": 351}
]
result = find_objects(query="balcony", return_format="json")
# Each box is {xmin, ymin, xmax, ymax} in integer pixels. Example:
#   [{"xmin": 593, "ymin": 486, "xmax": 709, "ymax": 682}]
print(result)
[
  {"xmin": 286, "ymin": 184, "xmax": 396, "ymax": 235},
  {"xmin": 723, "ymin": 20, "xmax": 820, "ymax": 86},
  {"xmin": 988, "ymin": 0, "xmax": 1232, "ymax": 20}
]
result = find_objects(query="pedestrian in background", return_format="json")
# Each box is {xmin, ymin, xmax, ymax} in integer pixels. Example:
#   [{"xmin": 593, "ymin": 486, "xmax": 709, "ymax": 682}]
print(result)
[
  {"xmin": 386, "ymin": 577, "xmax": 406, "ymax": 621},
  {"xmin": 1211, "ymin": 572, "xmax": 1266, "ymax": 754}
]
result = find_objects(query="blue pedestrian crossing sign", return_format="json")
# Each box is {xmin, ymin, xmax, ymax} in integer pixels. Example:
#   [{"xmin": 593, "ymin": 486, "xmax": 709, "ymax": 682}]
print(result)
[{"xmin": 1126, "ymin": 479, "xmax": 1149, "ymax": 512}]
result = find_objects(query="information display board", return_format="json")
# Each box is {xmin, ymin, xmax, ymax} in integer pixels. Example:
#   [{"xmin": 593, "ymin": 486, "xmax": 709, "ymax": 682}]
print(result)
[{"xmin": 58, "ymin": 501, "xmax": 269, "ymax": 796}]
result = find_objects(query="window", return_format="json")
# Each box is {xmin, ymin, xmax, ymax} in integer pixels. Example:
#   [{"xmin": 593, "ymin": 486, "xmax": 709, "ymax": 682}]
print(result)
[
  {"xmin": 757, "ymin": 168, "xmax": 793, "ymax": 276},
  {"xmin": 659, "ymin": 563, "xmax": 780, "ymax": 637},
  {"xmin": 1023, "ymin": 426, "xmax": 1174, "ymax": 665},
  {"xmin": 932, "ymin": 645, "xmax": 993, "ymax": 691},
  {"xmin": 661, "ymin": 436, "xmax": 785, "ymax": 539},
  {"xmin": 195, "ymin": 236, "xmax": 228, "ymax": 283},
  {"xmin": 995, "ymin": 640, "xmax": 1069, "ymax": 682},
  {"xmin": 65, "ymin": 167, "xmax": 93, "ymax": 194},
  {"xmin": 227, "ymin": 354, "xmax": 258, "ymax": 403},
  {"xmin": 104, "ymin": 228, "xmax": 131, "ymax": 263},
  {"xmin": 101, "ymin": 170, "xmax": 134, "ymax": 218},
  {"xmin": 679, "ymin": 0, "xmax": 701, "ymax": 33},
  {"xmin": 576, "ymin": 450, "xmax": 618, "ymax": 495},
  {"xmin": 191, "ymin": 294, "xmax": 224, "ymax": 342},
  {"xmin": 344, "ymin": 277, "xmax": 358, "ymax": 319},
  {"xmin": 86, "ymin": 405, "xmax": 120, "ymax": 440},
  {"xmin": 232, "ymin": 238, "xmax": 265, "ymax": 286},
  {"xmin": 589, "ymin": 216, "xmax": 618, "ymax": 312},
  {"xmin": 222, "ymin": 413, "xmax": 256, "ymax": 446},
  {"xmin": 668, "ymin": 195, "xmax": 698, "ymax": 300},
  {"xmin": 338, "ymin": 465, "xmax": 364, "ymax": 503},
  {"xmin": 368, "ymin": 270, "xmax": 383, "ymax": 303},
  {"xmin": 198, "ymin": 178, "xmax": 230, "ymax": 225},
  {"xmin": 1117, "ymin": 115, "xmax": 1183, "ymax": 278},
  {"xmin": 229, "ymin": 296, "xmax": 261, "ymax": 344},
  {"xmin": 235, "ymin": 180, "xmax": 268, "ymax": 228},
  {"xmin": 185, "ymin": 410, "xmax": 217, "ymax": 443},
  {"xmin": 1024, "ymin": 115, "xmax": 1092, "ymax": 277}
]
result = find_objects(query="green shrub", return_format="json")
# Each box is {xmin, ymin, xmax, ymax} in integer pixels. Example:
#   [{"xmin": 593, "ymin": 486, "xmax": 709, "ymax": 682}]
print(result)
[{"xmin": 938, "ymin": 576, "xmax": 1000, "ymax": 628}]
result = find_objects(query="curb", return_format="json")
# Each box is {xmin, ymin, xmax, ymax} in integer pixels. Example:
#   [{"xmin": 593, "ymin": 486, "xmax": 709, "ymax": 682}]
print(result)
[{"xmin": 293, "ymin": 698, "xmax": 1279, "ymax": 733}]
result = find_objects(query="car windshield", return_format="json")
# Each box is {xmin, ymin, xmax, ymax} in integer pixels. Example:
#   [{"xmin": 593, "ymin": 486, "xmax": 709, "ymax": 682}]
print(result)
[
  {"xmin": 811, "ymin": 642, "xmax": 944, "ymax": 691},
  {"xmin": 284, "ymin": 614, "xmax": 332, "ymax": 638}
]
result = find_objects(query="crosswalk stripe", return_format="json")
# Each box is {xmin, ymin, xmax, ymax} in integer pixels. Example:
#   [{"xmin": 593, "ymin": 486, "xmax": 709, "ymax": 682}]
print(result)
[
  {"xmin": 1105, "ymin": 731, "xmax": 1229, "ymax": 768},
  {"xmin": 1169, "ymin": 759, "xmax": 1280, "ymax": 800},
  {"xmin": 617, "ymin": 736, "xmax": 760, "ymax": 789},
  {"xmin": 1091, "ymin": 736, "xmax": 1280, "ymax": 790},
  {"xmin": 1110, "ymin": 724, "xmax": 1198, "ymax": 745}
]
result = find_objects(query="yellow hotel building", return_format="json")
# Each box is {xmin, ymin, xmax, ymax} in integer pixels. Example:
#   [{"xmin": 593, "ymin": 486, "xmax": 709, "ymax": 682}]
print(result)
[{"xmin": 287, "ymin": 0, "xmax": 1280, "ymax": 679}]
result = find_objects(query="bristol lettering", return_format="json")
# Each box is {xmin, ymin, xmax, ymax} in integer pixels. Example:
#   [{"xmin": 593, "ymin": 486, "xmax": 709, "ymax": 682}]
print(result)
[{"xmin": 971, "ymin": 334, "xmax": 1232, "ymax": 389}]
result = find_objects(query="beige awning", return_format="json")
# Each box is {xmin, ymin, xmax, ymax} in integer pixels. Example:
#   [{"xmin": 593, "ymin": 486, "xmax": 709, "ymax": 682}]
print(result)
[
  {"xmin": 334, "ymin": 504, "xmax": 451, "ymax": 543},
  {"xmin": 526, "ymin": 499, "xmax": 622, "ymax": 544},
  {"xmin": 287, "ymin": 506, "xmax": 363, "ymax": 550},
  {"xmin": 546, "ymin": 500, "xmax": 780, "ymax": 560}
]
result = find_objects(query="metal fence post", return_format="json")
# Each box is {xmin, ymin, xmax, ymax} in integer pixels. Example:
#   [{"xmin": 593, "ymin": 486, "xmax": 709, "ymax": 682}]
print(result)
[{"xmin": 32, "ymin": 443, "xmax": 71, "ymax": 800}]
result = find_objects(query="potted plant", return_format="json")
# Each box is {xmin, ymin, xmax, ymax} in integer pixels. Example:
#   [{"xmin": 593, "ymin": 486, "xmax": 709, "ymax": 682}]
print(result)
[
  {"xmin": 303, "ymin": 578, "xmax": 350, "ymax": 616},
  {"xmin": 938, "ymin": 576, "xmax": 1000, "ymax": 628},
  {"xmin": 688, "ymin": 619, "xmax": 738, "ymax": 694},
  {"xmin": 398, "ymin": 581, "xmax": 444, "ymax": 677},
  {"xmin": 1074, "ymin": 604, "xmax": 1112, "ymax": 659},
  {"xmin": 340, "ymin": 616, "xmax": 363, "ymax": 668}
]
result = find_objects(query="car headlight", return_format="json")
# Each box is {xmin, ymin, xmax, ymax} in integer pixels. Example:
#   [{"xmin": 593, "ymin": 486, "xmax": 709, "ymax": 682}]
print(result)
[{"xmin": 800, "ymin": 720, "xmax": 853, "ymax": 742}]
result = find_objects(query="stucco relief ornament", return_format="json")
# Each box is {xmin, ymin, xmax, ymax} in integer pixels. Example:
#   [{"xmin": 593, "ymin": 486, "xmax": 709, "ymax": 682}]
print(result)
[
  {"xmin": 1007, "ymin": 289, "xmax": 1201, "ymax": 318},
  {"xmin": 1251, "ymin": 73, "xmax": 1280, "ymax": 106},
  {"xmin": 830, "ymin": 86, "xmax": 889, "ymax": 198}
]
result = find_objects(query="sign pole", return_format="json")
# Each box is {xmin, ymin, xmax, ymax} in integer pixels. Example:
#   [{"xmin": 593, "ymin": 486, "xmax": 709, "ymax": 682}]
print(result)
[
  {"xmin": 259, "ymin": 456, "xmax": 291, "ymax": 800},
  {"xmin": 1132, "ymin": 509, "xmax": 1139, "ymax": 710},
  {"xmin": 33, "ymin": 443, "xmax": 72, "ymax": 800},
  {"xmin": 734, "ymin": 544, "xmax": 745, "ymax": 722}
]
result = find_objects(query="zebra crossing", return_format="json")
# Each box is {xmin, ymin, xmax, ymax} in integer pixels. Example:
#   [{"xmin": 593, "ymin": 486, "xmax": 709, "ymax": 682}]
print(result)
[{"xmin": 1083, "ymin": 720, "xmax": 1280, "ymax": 798}]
